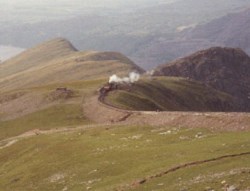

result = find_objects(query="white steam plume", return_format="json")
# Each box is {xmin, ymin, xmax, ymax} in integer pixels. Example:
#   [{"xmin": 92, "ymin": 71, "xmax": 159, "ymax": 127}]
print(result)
[{"xmin": 109, "ymin": 72, "xmax": 140, "ymax": 84}]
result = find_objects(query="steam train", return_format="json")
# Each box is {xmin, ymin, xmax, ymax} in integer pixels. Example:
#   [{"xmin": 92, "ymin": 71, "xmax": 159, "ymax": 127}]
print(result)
[
  {"xmin": 98, "ymin": 83, "xmax": 117, "ymax": 101},
  {"xmin": 99, "ymin": 82, "xmax": 132, "ymax": 101}
]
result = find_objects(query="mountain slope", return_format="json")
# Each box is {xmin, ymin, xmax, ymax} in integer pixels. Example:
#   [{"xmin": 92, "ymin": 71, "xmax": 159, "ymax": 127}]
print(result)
[
  {"xmin": 105, "ymin": 77, "xmax": 237, "ymax": 112},
  {"xmin": 0, "ymin": 38, "xmax": 143, "ymax": 92},
  {"xmin": 153, "ymin": 47, "xmax": 250, "ymax": 111}
]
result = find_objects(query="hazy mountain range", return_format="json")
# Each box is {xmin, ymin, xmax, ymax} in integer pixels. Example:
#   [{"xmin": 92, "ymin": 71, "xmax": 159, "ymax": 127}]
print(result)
[
  {"xmin": 1, "ymin": 0, "xmax": 250, "ymax": 68},
  {"xmin": 183, "ymin": 8, "xmax": 250, "ymax": 54},
  {"xmin": 144, "ymin": 7, "xmax": 250, "ymax": 69}
]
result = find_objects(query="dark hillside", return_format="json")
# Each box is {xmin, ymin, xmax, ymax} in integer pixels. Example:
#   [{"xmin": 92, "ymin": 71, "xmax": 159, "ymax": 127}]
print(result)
[
  {"xmin": 154, "ymin": 47, "xmax": 250, "ymax": 110},
  {"xmin": 105, "ymin": 77, "xmax": 238, "ymax": 112}
]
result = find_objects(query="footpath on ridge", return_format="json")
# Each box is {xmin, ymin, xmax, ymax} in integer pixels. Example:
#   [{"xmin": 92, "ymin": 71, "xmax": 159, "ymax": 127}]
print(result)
[{"xmin": 83, "ymin": 95, "xmax": 250, "ymax": 131}]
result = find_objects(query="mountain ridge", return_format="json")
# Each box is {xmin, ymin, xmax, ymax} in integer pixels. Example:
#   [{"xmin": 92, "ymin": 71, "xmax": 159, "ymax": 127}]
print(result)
[
  {"xmin": 0, "ymin": 38, "xmax": 143, "ymax": 92},
  {"xmin": 0, "ymin": 38, "xmax": 77, "ymax": 78}
]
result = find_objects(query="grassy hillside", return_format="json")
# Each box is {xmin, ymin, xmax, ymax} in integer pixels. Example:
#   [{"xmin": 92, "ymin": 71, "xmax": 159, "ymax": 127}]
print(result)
[
  {"xmin": 0, "ymin": 38, "xmax": 143, "ymax": 92},
  {"xmin": 0, "ymin": 78, "xmax": 108, "ymax": 140},
  {"xmin": 0, "ymin": 104, "xmax": 90, "ymax": 141},
  {"xmin": 0, "ymin": 125, "xmax": 249, "ymax": 191},
  {"xmin": 105, "ymin": 77, "xmax": 236, "ymax": 112}
]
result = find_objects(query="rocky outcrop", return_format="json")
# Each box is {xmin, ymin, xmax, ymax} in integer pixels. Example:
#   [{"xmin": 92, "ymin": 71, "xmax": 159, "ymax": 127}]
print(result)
[{"xmin": 154, "ymin": 47, "xmax": 250, "ymax": 111}]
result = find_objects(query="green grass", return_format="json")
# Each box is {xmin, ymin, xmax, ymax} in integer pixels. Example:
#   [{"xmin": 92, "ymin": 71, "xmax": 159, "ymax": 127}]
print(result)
[
  {"xmin": 0, "ymin": 125, "xmax": 249, "ymax": 191},
  {"xmin": 28, "ymin": 78, "xmax": 107, "ymax": 102},
  {"xmin": 27, "ymin": 79, "xmax": 106, "ymax": 92},
  {"xmin": 106, "ymin": 77, "xmax": 235, "ymax": 111},
  {"xmin": 108, "ymin": 91, "xmax": 160, "ymax": 111},
  {"xmin": 0, "ymin": 104, "xmax": 91, "ymax": 141},
  {"xmin": 0, "ymin": 78, "xmax": 108, "ymax": 141}
]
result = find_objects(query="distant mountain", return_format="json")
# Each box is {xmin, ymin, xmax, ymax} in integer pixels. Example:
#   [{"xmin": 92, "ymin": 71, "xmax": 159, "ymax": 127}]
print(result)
[
  {"xmin": 0, "ymin": 38, "xmax": 143, "ymax": 91},
  {"xmin": 0, "ymin": 0, "xmax": 249, "ymax": 69},
  {"xmin": 153, "ymin": 47, "xmax": 250, "ymax": 111},
  {"xmin": 183, "ymin": 8, "xmax": 250, "ymax": 53},
  {"xmin": 143, "ymin": 8, "xmax": 250, "ymax": 69}
]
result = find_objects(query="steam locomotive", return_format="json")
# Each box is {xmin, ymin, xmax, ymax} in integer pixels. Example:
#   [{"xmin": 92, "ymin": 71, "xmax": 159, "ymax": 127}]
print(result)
[{"xmin": 99, "ymin": 82, "xmax": 132, "ymax": 101}]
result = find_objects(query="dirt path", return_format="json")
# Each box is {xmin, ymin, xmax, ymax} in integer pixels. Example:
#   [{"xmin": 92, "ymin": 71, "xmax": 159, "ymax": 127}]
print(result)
[
  {"xmin": 1, "ymin": 95, "xmax": 249, "ymax": 190},
  {"xmin": 0, "ymin": 94, "xmax": 249, "ymax": 191},
  {"xmin": 83, "ymin": 95, "xmax": 133, "ymax": 123},
  {"xmin": 0, "ymin": 123, "xmax": 114, "ymax": 150},
  {"xmin": 2, "ymin": 95, "xmax": 249, "ymax": 149},
  {"xmin": 115, "ymin": 152, "xmax": 250, "ymax": 191},
  {"xmin": 83, "ymin": 96, "xmax": 250, "ymax": 131},
  {"xmin": 123, "ymin": 111, "xmax": 250, "ymax": 131}
]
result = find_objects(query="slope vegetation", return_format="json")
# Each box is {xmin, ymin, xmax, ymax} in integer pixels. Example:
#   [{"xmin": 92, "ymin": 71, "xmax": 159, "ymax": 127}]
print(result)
[
  {"xmin": 0, "ymin": 78, "xmax": 108, "ymax": 140},
  {"xmin": 0, "ymin": 38, "xmax": 143, "ymax": 92},
  {"xmin": 0, "ymin": 125, "xmax": 249, "ymax": 191},
  {"xmin": 105, "ymin": 77, "xmax": 236, "ymax": 112}
]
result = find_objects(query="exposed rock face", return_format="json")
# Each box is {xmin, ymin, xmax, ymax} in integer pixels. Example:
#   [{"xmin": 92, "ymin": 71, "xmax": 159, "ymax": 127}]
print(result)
[{"xmin": 154, "ymin": 47, "xmax": 250, "ymax": 111}]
